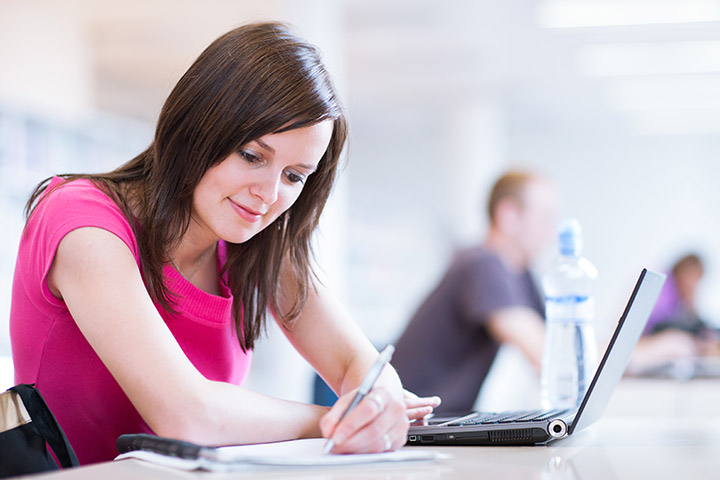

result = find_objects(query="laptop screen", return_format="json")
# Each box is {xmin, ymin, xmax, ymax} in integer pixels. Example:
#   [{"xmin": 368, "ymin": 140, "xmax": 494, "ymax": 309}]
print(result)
[{"xmin": 569, "ymin": 269, "xmax": 666, "ymax": 434}]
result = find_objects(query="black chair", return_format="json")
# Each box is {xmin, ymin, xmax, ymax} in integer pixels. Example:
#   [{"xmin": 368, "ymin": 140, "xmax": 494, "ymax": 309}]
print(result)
[{"xmin": 0, "ymin": 384, "xmax": 79, "ymax": 478}]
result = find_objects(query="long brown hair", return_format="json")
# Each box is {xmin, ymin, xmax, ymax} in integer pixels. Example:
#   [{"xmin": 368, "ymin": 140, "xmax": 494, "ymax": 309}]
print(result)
[{"xmin": 25, "ymin": 22, "xmax": 348, "ymax": 351}]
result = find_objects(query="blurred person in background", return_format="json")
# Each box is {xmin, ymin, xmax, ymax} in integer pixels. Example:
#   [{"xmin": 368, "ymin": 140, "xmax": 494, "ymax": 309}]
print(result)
[
  {"xmin": 632, "ymin": 253, "xmax": 720, "ymax": 371},
  {"xmin": 392, "ymin": 170, "xmax": 559, "ymax": 414},
  {"xmin": 9, "ymin": 22, "xmax": 438, "ymax": 465}
]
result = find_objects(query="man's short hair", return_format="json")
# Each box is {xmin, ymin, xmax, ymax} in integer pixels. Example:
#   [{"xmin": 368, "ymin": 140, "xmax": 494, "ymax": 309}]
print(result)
[{"xmin": 487, "ymin": 171, "xmax": 535, "ymax": 224}]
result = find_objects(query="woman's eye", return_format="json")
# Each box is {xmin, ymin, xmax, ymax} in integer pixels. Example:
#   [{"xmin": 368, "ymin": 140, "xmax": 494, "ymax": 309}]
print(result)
[
  {"xmin": 285, "ymin": 171, "xmax": 305, "ymax": 184},
  {"xmin": 240, "ymin": 151, "xmax": 261, "ymax": 164}
]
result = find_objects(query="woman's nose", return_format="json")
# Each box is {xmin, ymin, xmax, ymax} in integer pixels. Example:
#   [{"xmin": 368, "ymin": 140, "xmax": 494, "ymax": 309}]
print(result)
[{"xmin": 250, "ymin": 172, "xmax": 281, "ymax": 205}]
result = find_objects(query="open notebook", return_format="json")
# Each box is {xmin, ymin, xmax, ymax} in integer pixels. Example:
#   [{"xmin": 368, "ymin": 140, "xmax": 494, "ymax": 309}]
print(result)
[
  {"xmin": 406, "ymin": 268, "xmax": 665, "ymax": 446},
  {"xmin": 115, "ymin": 435, "xmax": 443, "ymax": 472}
]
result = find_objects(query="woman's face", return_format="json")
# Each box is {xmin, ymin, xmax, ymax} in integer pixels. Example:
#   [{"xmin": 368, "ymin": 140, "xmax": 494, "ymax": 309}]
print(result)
[
  {"xmin": 676, "ymin": 264, "xmax": 703, "ymax": 305},
  {"xmin": 192, "ymin": 120, "xmax": 333, "ymax": 245}
]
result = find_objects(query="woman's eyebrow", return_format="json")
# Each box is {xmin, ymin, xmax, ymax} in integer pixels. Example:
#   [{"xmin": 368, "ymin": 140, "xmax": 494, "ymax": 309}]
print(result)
[
  {"xmin": 255, "ymin": 138, "xmax": 275, "ymax": 154},
  {"xmin": 297, "ymin": 163, "xmax": 318, "ymax": 173},
  {"xmin": 254, "ymin": 138, "xmax": 316, "ymax": 172}
]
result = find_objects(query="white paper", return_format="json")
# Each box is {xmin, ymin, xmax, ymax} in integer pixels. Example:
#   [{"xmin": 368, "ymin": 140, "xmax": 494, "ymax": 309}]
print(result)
[{"xmin": 115, "ymin": 438, "xmax": 445, "ymax": 472}]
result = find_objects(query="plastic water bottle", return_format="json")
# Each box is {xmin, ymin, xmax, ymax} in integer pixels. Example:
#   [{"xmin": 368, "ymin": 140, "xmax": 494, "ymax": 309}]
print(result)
[{"xmin": 540, "ymin": 219, "xmax": 598, "ymax": 411}]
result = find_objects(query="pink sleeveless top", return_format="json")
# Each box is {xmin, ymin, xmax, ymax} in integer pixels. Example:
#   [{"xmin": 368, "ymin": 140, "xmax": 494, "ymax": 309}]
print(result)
[{"xmin": 10, "ymin": 177, "xmax": 251, "ymax": 464}]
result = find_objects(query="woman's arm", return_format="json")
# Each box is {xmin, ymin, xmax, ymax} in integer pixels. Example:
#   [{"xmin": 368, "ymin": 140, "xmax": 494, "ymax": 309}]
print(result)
[
  {"xmin": 49, "ymin": 226, "xmax": 328, "ymax": 446},
  {"xmin": 275, "ymin": 268, "xmax": 439, "ymax": 453}
]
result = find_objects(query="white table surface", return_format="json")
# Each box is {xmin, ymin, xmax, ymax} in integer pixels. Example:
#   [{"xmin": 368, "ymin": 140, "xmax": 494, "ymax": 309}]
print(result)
[{"xmin": 19, "ymin": 415, "xmax": 720, "ymax": 480}]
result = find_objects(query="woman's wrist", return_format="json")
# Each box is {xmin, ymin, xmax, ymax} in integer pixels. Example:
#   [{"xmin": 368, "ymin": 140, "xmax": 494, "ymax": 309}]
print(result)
[
  {"xmin": 300, "ymin": 403, "xmax": 332, "ymax": 439},
  {"xmin": 376, "ymin": 365, "xmax": 404, "ymax": 395}
]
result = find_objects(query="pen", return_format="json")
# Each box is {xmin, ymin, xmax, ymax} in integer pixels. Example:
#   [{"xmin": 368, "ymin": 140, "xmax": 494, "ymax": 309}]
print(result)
[{"xmin": 323, "ymin": 344, "xmax": 395, "ymax": 455}]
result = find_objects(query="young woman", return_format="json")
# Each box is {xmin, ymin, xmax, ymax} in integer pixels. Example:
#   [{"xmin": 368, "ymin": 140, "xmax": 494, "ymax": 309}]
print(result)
[{"xmin": 10, "ymin": 22, "xmax": 440, "ymax": 464}]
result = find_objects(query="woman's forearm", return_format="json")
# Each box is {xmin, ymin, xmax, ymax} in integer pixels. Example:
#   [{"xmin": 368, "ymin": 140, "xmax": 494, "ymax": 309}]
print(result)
[{"xmin": 153, "ymin": 379, "xmax": 330, "ymax": 446}]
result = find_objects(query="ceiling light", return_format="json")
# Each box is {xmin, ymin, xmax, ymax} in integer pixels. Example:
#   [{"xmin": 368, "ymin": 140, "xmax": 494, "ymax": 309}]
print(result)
[
  {"xmin": 578, "ymin": 41, "xmax": 720, "ymax": 76},
  {"xmin": 604, "ymin": 76, "xmax": 720, "ymax": 110},
  {"xmin": 537, "ymin": 0, "xmax": 720, "ymax": 28},
  {"xmin": 626, "ymin": 110, "xmax": 720, "ymax": 135}
]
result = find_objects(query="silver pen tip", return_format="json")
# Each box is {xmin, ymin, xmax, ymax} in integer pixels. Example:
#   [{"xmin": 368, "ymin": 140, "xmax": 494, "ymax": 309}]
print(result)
[{"xmin": 322, "ymin": 439, "xmax": 335, "ymax": 455}]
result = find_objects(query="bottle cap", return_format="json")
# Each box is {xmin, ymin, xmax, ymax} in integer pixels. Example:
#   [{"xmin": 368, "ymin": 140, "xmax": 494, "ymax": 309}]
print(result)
[{"xmin": 558, "ymin": 218, "xmax": 582, "ymax": 256}]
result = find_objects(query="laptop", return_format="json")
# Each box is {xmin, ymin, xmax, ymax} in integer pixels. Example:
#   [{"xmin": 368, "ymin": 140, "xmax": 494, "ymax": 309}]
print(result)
[{"xmin": 406, "ymin": 268, "xmax": 666, "ymax": 446}]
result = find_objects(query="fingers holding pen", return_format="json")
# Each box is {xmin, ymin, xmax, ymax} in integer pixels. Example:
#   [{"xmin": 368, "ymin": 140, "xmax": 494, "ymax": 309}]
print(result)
[
  {"xmin": 319, "ymin": 386, "xmax": 408, "ymax": 454},
  {"xmin": 333, "ymin": 413, "xmax": 409, "ymax": 455},
  {"xmin": 319, "ymin": 387, "xmax": 388, "ymax": 448}
]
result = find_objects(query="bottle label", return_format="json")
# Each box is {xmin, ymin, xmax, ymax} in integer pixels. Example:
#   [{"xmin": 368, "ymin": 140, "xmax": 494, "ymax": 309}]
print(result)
[
  {"xmin": 545, "ymin": 295, "xmax": 594, "ymax": 324},
  {"xmin": 545, "ymin": 295, "xmax": 590, "ymax": 303}
]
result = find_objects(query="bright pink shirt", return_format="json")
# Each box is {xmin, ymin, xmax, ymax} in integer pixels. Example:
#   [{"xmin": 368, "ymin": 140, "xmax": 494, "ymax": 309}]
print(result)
[{"xmin": 10, "ymin": 177, "xmax": 251, "ymax": 464}]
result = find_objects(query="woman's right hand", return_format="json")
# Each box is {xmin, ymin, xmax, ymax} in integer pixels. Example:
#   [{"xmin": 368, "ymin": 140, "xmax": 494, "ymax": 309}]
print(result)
[{"xmin": 319, "ymin": 384, "xmax": 408, "ymax": 454}]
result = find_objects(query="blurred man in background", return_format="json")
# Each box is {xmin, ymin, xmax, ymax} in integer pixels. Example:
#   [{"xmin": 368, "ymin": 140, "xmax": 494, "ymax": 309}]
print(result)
[{"xmin": 392, "ymin": 170, "xmax": 559, "ymax": 414}]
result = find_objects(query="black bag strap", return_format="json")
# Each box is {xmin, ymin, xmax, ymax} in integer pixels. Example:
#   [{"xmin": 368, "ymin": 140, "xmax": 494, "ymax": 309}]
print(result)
[{"xmin": 10, "ymin": 384, "xmax": 80, "ymax": 468}]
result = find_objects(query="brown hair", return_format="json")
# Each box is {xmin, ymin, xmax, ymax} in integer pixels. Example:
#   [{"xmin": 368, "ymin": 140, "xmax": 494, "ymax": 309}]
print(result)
[
  {"xmin": 672, "ymin": 253, "xmax": 704, "ymax": 278},
  {"xmin": 486, "ymin": 170, "xmax": 535, "ymax": 224},
  {"xmin": 25, "ymin": 22, "xmax": 348, "ymax": 351}
]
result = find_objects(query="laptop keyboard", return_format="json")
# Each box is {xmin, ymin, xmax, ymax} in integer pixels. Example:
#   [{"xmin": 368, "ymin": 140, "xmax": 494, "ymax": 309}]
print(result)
[{"xmin": 445, "ymin": 409, "xmax": 570, "ymax": 426}]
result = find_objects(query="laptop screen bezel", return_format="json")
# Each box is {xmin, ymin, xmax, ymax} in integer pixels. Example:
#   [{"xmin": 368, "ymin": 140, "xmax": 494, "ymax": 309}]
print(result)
[{"xmin": 568, "ymin": 268, "xmax": 666, "ymax": 435}]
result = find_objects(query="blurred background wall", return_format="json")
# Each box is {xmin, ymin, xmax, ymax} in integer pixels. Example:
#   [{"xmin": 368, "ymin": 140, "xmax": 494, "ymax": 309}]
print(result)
[{"xmin": 1, "ymin": 0, "xmax": 719, "ymax": 403}]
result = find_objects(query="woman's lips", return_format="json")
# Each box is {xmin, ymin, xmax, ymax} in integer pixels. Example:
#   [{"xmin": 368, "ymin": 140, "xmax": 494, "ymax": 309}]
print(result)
[{"xmin": 229, "ymin": 199, "xmax": 263, "ymax": 223}]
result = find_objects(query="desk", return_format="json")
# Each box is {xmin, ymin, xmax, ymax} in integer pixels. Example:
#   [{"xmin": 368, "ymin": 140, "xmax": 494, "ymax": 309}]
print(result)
[
  {"xmin": 26, "ymin": 417, "xmax": 720, "ymax": 480},
  {"xmin": 606, "ymin": 377, "xmax": 720, "ymax": 418}
]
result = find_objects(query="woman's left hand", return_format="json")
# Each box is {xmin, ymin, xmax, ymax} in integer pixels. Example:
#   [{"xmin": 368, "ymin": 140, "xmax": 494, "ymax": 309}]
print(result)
[
  {"xmin": 319, "ymin": 385, "xmax": 408, "ymax": 454},
  {"xmin": 404, "ymin": 389, "xmax": 441, "ymax": 421}
]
